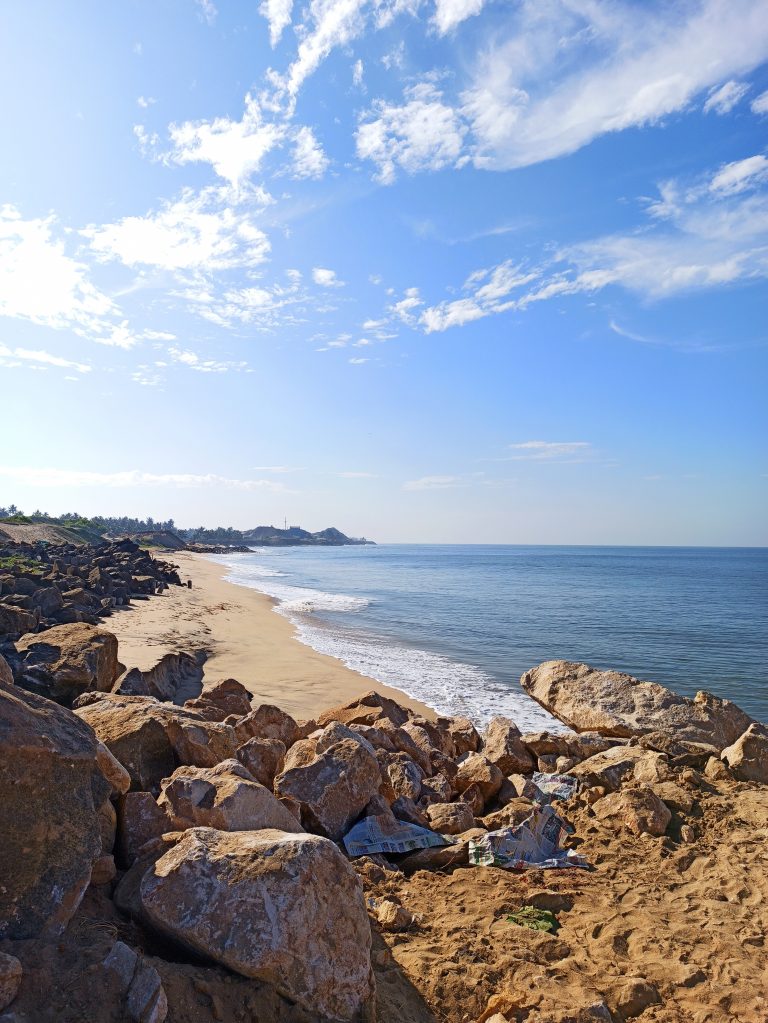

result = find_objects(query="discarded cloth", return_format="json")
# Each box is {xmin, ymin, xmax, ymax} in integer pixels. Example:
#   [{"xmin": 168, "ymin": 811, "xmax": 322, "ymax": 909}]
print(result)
[
  {"xmin": 343, "ymin": 814, "xmax": 450, "ymax": 858},
  {"xmin": 468, "ymin": 804, "xmax": 589, "ymax": 871}
]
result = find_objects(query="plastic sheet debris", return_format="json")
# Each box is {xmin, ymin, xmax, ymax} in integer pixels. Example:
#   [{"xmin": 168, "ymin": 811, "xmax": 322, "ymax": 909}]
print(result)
[
  {"xmin": 468, "ymin": 804, "xmax": 590, "ymax": 871},
  {"xmin": 343, "ymin": 814, "xmax": 450, "ymax": 858},
  {"xmin": 519, "ymin": 772, "xmax": 580, "ymax": 805}
]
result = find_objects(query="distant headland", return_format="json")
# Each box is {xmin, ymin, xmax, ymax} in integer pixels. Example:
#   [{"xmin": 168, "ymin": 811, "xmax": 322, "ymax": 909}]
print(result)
[{"xmin": 0, "ymin": 507, "xmax": 374, "ymax": 550}]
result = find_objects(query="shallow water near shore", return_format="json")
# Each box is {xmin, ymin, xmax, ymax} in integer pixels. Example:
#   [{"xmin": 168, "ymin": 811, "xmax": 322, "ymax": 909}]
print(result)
[{"xmin": 211, "ymin": 544, "xmax": 768, "ymax": 729}]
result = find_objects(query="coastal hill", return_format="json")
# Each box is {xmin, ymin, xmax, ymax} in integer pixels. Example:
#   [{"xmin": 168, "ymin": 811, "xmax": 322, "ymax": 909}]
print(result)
[{"xmin": 0, "ymin": 509, "xmax": 374, "ymax": 549}]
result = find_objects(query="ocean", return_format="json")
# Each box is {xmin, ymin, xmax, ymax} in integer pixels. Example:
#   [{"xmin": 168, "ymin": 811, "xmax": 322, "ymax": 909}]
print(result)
[{"xmin": 210, "ymin": 545, "xmax": 768, "ymax": 731}]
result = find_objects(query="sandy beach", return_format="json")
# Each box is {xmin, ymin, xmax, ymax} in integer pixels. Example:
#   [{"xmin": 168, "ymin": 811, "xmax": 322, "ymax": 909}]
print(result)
[{"xmin": 107, "ymin": 551, "xmax": 435, "ymax": 721}]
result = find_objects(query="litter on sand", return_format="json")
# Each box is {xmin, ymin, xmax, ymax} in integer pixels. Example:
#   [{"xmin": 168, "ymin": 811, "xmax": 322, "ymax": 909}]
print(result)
[
  {"xmin": 519, "ymin": 772, "xmax": 581, "ymax": 804},
  {"xmin": 468, "ymin": 804, "xmax": 590, "ymax": 871},
  {"xmin": 343, "ymin": 814, "xmax": 450, "ymax": 858},
  {"xmin": 506, "ymin": 906, "xmax": 560, "ymax": 933}
]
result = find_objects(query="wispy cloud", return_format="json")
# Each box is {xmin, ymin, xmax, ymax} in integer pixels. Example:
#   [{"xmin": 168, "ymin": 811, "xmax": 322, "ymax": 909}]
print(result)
[
  {"xmin": 403, "ymin": 474, "xmax": 462, "ymax": 490},
  {"xmin": 433, "ymin": 0, "xmax": 485, "ymax": 35},
  {"xmin": 0, "ymin": 344, "xmax": 91, "ymax": 374},
  {"xmin": 703, "ymin": 80, "xmax": 749, "ymax": 115},
  {"xmin": 195, "ymin": 0, "xmax": 218, "ymax": 25},
  {"xmin": 0, "ymin": 466, "xmax": 289, "ymax": 490},
  {"xmin": 259, "ymin": 0, "xmax": 293, "ymax": 46},
  {"xmin": 506, "ymin": 441, "xmax": 593, "ymax": 462}
]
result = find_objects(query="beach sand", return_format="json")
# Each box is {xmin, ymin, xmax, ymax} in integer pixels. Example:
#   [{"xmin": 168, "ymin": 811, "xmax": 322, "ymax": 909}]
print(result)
[{"xmin": 107, "ymin": 550, "xmax": 435, "ymax": 721}]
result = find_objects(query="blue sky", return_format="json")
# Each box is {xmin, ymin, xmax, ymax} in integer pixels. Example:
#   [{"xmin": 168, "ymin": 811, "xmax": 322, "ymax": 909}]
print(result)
[{"xmin": 1, "ymin": 0, "xmax": 767, "ymax": 544}]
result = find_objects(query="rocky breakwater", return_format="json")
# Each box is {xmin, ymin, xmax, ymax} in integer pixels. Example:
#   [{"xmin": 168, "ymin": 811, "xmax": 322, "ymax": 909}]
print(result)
[
  {"xmin": 0, "ymin": 647, "xmax": 766, "ymax": 1023},
  {"xmin": 0, "ymin": 538, "xmax": 182, "ymax": 705}
]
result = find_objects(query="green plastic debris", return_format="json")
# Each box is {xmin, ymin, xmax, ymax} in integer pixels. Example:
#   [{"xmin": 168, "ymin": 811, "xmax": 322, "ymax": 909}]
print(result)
[{"xmin": 505, "ymin": 906, "xmax": 560, "ymax": 933}]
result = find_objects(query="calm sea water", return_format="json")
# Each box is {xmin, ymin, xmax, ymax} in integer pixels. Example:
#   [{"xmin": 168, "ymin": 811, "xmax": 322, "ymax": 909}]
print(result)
[{"xmin": 211, "ymin": 545, "xmax": 768, "ymax": 730}]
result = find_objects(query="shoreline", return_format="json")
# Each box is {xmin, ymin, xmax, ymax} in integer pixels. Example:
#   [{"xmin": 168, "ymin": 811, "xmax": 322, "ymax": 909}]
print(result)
[{"xmin": 107, "ymin": 550, "xmax": 436, "ymax": 721}]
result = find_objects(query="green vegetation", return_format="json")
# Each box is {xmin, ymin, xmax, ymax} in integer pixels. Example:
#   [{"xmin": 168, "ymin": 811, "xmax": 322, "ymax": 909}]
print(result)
[{"xmin": 0, "ymin": 554, "xmax": 44, "ymax": 575}]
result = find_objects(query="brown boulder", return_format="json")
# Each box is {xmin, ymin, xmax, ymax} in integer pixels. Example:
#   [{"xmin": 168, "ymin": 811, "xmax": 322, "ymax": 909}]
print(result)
[
  {"xmin": 0, "ymin": 604, "xmax": 37, "ymax": 639},
  {"xmin": 483, "ymin": 716, "xmax": 535, "ymax": 775},
  {"xmin": 720, "ymin": 723, "xmax": 768, "ymax": 783},
  {"xmin": 594, "ymin": 786, "xmax": 671, "ymax": 836},
  {"xmin": 568, "ymin": 745, "xmax": 656, "ymax": 792},
  {"xmin": 233, "ymin": 703, "xmax": 298, "ymax": 747},
  {"xmin": 0, "ymin": 681, "xmax": 108, "ymax": 939},
  {"xmin": 0, "ymin": 652, "xmax": 13, "ymax": 687},
  {"xmin": 425, "ymin": 801, "xmax": 475, "ymax": 834},
  {"xmin": 116, "ymin": 792, "xmax": 170, "ymax": 866},
  {"xmin": 438, "ymin": 715, "xmax": 481, "ymax": 755},
  {"xmin": 521, "ymin": 660, "xmax": 755, "ymax": 750},
  {"xmin": 455, "ymin": 752, "xmax": 503, "ymax": 803},
  {"xmin": 235, "ymin": 736, "xmax": 286, "ymax": 787},
  {"xmin": 275, "ymin": 738, "xmax": 382, "ymax": 840},
  {"xmin": 0, "ymin": 952, "xmax": 22, "ymax": 1012},
  {"xmin": 138, "ymin": 827, "xmax": 375, "ymax": 1021},
  {"xmin": 114, "ymin": 651, "xmax": 203, "ymax": 703},
  {"xmin": 317, "ymin": 689, "xmax": 411, "ymax": 729},
  {"xmin": 184, "ymin": 677, "xmax": 252, "ymax": 721},
  {"xmin": 157, "ymin": 760, "xmax": 304, "ymax": 833},
  {"xmin": 75, "ymin": 693, "xmax": 237, "ymax": 791},
  {"xmin": 15, "ymin": 623, "xmax": 120, "ymax": 705}
]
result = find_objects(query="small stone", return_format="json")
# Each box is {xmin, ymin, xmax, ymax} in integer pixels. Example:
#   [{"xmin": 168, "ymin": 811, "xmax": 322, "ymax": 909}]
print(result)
[
  {"xmin": 611, "ymin": 976, "xmax": 660, "ymax": 1019},
  {"xmin": 375, "ymin": 900, "xmax": 413, "ymax": 932},
  {"xmin": 0, "ymin": 953, "xmax": 22, "ymax": 1012}
]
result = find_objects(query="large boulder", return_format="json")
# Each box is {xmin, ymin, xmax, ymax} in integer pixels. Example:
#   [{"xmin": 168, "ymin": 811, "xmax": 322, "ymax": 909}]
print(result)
[
  {"xmin": 720, "ymin": 723, "xmax": 768, "ymax": 783},
  {"xmin": 594, "ymin": 786, "xmax": 672, "ymax": 836},
  {"xmin": 483, "ymin": 717, "xmax": 535, "ymax": 775},
  {"xmin": 75, "ymin": 693, "xmax": 237, "ymax": 792},
  {"xmin": 0, "ymin": 681, "xmax": 109, "ymax": 939},
  {"xmin": 521, "ymin": 660, "xmax": 755, "ymax": 750},
  {"xmin": 0, "ymin": 652, "xmax": 13, "ymax": 687},
  {"xmin": 568, "ymin": 745, "xmax": 652, "ymax": 792},
  {"xmin": 157, "ymin": 760, "xmax": 304, "ymax": 833},
  {"xmin": 233, "ymin": 703, "xmax": 298, "ymax": 747},
  {"xmin": 114, "ymin": 651, "xmax": 203, "ymax": 703},
  {"xmin": 15, "ymin": 623, "xmax": 120, "ymax": 705},
  {"xmin": 454, "ymin": 752, "xmax": 504, "ymax": 804},
  {"xmin": 274, "ymin": 738, "xmax": 382, "ymax": 840},
  {"xmin": 184, "ymin": 677, "xmax": 252, "ymax": 720},
  {"xmin": 138, "ymin": 827, "xmax": 375, "ymax": 1021},
  {"xmin": 317, "ymin": 690, "xmax": 411, "ymax": 729},
  {"xmin": 0, "ymin": 604, "xmax": 37, "ymax": 640},
  {"xmin": 235, "ymin": 736, "xmax": 286, "ymax": 788}
]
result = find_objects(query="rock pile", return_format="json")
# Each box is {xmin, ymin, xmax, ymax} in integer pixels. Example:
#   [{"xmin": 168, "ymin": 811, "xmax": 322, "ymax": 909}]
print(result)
[
  {"xmin": 0, "ymin": 536, "xmax": 181, "ymax": 641},
  {"xmin": 0, "ymin": 639, "xmax": 766, "ymax": 1022}
]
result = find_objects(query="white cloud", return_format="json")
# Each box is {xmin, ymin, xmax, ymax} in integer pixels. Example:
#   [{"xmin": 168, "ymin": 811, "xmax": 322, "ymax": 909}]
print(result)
[
  {"xmin": 260, "ymin": 0, "xmax": 293, "ymax": 46},
  {"xmin": 703, "ymin": 80, "xmax": 749, "ymax": 115},
  {"xmin": 461, "ymin": 0, "xmax": 768, "ymax": 171},
  {"xmin": 290, "ymin": 126, "xmax": 329, "ymax": 179},
  {"xmin": 0, "ymin": 205, "xmax": 121, "ymax": 340},
  {"xmin": 0, "ymin": 466, "xmax": 287, "ymax": 491},
  {"xmin": 0, "ymin": 344, "xmax": 91, "ymax": 374},
  {"xmin": 403, "ymin": 475, "xmax": 461, "ymax": 490},
  {"xmin": 752, "ymin": 89, "xmax": 768, "ymax": 115},
  {"xmin": 137, "ymin": 96, "xmax": 156, "ymax": 109},
  {"xmin": 167, "ymin": 94, "xmax": 284, "ymax": 185},
  {"xmin": 507, "ymin": 441, "xmax": 592, "ymax": 461},
  {"xmin": 282, "ymin": 0, "xmax": 369, "ymax": 106},
  {"xmin": 167, "ymin": 345, "xmax": 249, "ymax": 373},
  {"xmin": 352, "ymin": 59, "xmax": 364, "ymax": 87},
  {"xmin": 420, "ymin": 297, "xmax": 484, "ymax": 332},
  {"xmin": 348, "ymin": 356, "xmax": 369, "ymax": 363},
  {"xmin": 313, "ymin": 266, "xmax": 345, "ymax": 287},
  {"xmin": 85, "ymin": 188, "xmax": 270, "ymax": 272},
  {"xmin": 391, "ymin": 286, "xmax": 422, "ymax": 325},
  {"xmin": 357, "ymin": 82, "xmax": 467, "ymax": 183},
  {"xmin": 433, "ymin": 0, "xmax": 484, "ymax": 35},
  {"xmin": 709, "ymin": 155, "xmax": 768, "ymax": 195},
  {"xmin": 196, "ymin": 0, "xmax": 218, "ymax": 24}
]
